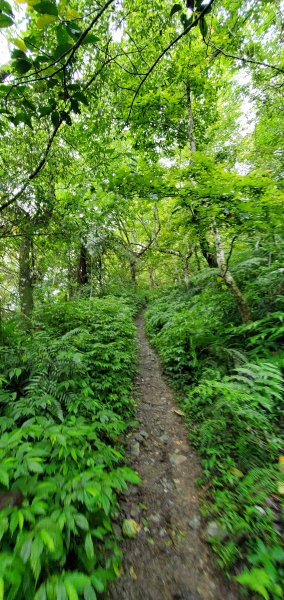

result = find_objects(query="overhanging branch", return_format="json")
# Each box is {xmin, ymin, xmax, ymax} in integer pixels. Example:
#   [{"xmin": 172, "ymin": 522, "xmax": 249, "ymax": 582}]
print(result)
[{"xmin": 127, "ymin": 0, "xmax": 215, "ymax": 121}]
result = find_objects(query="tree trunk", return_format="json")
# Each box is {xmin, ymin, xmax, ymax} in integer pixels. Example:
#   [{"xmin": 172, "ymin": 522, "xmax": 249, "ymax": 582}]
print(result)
[
  {"xmin": 130, "ymin": 258, "xmax": 137, "ymax": 287},
  {"xmin": 183, "ymin": 256, "xmax": 190, "ymax": 288},
  {"xmin": 199, "ymin": 234, "xmax": 218, "ymax": 268},
  {"xmin": 77, "ymin": 244, "xmax": 88, "ymax": 285},
  {"xmin": 148, "ymin": 268, "xmax": 155, "ymax": 289},
  {"xmin": 186, "ymin": 79, "xmax": 218, "ymax": 269},
  {"xmin": 212, "ymin": 223, "xmax": 252, "ymax": 324},
  {"xmin": 194, "ymin": 247, "xmax": 201, "ymax": 271},
  {"xmin": 186, "ymin": 79, "xmax": 196, "ymax": 154},
  {"xmin": 97, "ymin": 254, "xmax": 103, "ymax": 292},
  {"xmin": 19, "ymin": 234, "xmax": 34, "ymax": 318}
]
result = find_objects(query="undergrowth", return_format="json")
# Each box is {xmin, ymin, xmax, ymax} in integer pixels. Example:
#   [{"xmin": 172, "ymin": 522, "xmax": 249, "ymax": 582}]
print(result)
[
  {"xmin": 146, "ymin": 255, "xmax": 284, "ymax": 600},
  {"xmin": 0, "ymin": 297, "xmax": 138, "ymax": 599}
]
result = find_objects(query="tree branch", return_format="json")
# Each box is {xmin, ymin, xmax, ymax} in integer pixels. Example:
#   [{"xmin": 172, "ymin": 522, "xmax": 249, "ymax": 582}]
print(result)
[
  {"xmin": 209, "ymin": 41, "xmax": 284, "ymax": 74},
  {"xmin": 0, "ymin": 121, "xmax": 62, "ymax": 213},
  {"xmin": 127, "ymin": 0, "xmax": 215, "ymax": 121},
  {"xmin": 5, "ymin": 0, "xmax": 115, "ymax": 97}
]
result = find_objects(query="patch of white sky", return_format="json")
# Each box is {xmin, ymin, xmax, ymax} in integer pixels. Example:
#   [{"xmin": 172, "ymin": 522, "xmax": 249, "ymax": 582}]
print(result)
[
  {"xmin": 234, "ymin": 70, "xmax": 256, "ymax": 137},
  {"xmin": 0, "ymin": 1, "xmax": 27, "ymax": 66},
  {"xmin": 0, "ymin": 31, "xmax": 10, "ymax": 66}
]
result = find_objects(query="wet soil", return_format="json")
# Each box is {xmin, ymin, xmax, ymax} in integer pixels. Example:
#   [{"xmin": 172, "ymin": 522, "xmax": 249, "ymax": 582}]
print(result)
[{"xmin": 109, "ymin": 314, "xmax": 240, "ymax": 600}]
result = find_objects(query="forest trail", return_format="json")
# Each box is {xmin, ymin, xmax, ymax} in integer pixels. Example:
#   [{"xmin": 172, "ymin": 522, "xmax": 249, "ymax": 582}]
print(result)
[{"xmin": 109, "ymin": 314, "xmax": 240, "ymax": 600}]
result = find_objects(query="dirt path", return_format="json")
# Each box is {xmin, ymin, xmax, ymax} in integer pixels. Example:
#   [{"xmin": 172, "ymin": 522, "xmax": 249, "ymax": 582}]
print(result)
[{"xmin": 109, "ymin": 314, "xmax": 240, "ymax": 600}]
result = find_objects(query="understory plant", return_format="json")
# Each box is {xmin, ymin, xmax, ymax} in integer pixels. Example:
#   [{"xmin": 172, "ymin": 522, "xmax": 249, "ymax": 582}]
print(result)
[
  {"xmin": 0, "ymin": 297, "xmax": 138, "ymax": 599},
  {"xmin": 146, "ymin": 259, "xmax": 284, "ymax": 599}
]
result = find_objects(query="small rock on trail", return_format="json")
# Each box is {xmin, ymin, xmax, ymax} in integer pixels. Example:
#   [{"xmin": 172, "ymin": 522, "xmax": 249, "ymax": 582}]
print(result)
[{"xmin": 108, "ymin": 314, "xmax": 240, "ymax": 600}]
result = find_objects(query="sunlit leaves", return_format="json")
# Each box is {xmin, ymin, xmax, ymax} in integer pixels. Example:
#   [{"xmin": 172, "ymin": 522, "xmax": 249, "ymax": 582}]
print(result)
[
  {"xmin": 36, "ymin": 13, "xmax": 57, "ymax": 27},
  {"xmin": 0, "ymin": 13, "xmax": 13, "ymax": 27},
  {"xmin": 12, "ymin": 38, "xmax": 27, "ymax": 52},
  {"xmin": 0, "ymin": 0, "xmax": 13, "ymax": 26},
  {"xmin": 33, "ymin": 1, "xmax": 58, "ymax": 15}
]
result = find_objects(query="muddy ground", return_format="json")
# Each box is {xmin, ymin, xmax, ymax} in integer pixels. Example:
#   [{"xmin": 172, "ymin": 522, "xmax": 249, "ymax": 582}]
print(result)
[{"xmin": 109, "ymin": 314, "xmax": 241, "ymax": 600}]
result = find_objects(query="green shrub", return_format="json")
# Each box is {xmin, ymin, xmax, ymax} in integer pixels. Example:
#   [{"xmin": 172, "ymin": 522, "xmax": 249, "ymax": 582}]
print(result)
[
  {"xmin": 0, "ymin": 297, "xmax": 138, "ymax": 598},
  {"xmin": 146, "ymin": 282, "xmax": 284, "ymax": 599}
]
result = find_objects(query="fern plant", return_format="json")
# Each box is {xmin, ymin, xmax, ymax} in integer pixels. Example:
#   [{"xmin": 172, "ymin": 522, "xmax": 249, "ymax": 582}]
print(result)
[{"xmin": 0, "ymin": 296, "xmax": 138, "ymax": 598}]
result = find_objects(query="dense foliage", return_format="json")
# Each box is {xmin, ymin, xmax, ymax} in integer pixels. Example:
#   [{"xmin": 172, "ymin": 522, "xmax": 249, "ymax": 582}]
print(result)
[
  {"xmin": 146, "ymin": 245, "xmax": 284, "ymax": 599},
  {"xmin": 0, "ymin": 297, "xmax": 139, "ymax": 598},
  {"xmin": 0, "ymin": 0, "xmax": 283, "ymax": 597}
]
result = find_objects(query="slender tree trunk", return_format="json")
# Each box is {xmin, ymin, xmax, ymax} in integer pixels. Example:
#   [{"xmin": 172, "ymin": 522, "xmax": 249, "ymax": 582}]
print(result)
[
  {"xmin": 77, "ymin": 244, "xmax": 89, "ymax": 285},
  {"xmin": 194, "ymin": 247, "xmax": 201, "ymax": 271},
  {"xmin": 67, "ymin": 250, "xmax": 74, "ymax": 299},
  {"xmin": 199, "ymin": 234, "xmax": 218, "ymax": 268},
  {"xmin": 186, "ymin": 78, "xmax": 218, "ymax": 269},
  {"xmin": 186, "ymin": 79, "xmax": 196, "ymax": 154},
  {"xmin": 183, "ymin": 256, "xmax": 190, "ymax": 288},
  {"xmin": 148, "ymin": 267, "xmax": 155, "ymax": 289},
  {"xmin": 19, "ymin": 234, "xmax": 34, "ymax": 318},
  {"xmin": 97, "ymin": 254, "xmax": 103, "ymax": 292},
  {"xmin": 130, "ymin": 257, "xmax": 137, "ymax": 287},
  {"xmin": 212, "ymin": 223, "xmax": 252, "ymax": 324}
]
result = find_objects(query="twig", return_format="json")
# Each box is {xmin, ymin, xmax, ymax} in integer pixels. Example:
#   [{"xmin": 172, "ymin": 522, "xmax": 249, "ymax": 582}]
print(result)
[
  {"xmin": 126, "ymin": 0, "xmax": 215, "ymax": 121},
  {"xmin": 208, "ymin": 41, "xmax": 284, "ymax": 74}
]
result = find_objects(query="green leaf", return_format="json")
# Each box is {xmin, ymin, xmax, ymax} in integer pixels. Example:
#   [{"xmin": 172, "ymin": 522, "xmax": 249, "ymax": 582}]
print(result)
[
  {"xmin": 0, "ymin": 13, "xmax": 13, "ymax": 27},
  {"xmin": 0, "ymin": 578, "xmax": 4, "ymax": 600},
  {"xmin": 20, "ymin": 537, "xmax": 33, "ymax": 563},
  {"xmin": 56, "ymin": 24, "xmax": 71, "ymax": 45},
  {"xmin": 67, "ymin": 573, "xmax": 90, "ymax": 593},
  {"xmin": 34, "ymin": 584, "xmax": 47, "ymax": 600},
  {"xmin": 33, "ymin": 1, "xmax": 58, "ymax": 15},
  {"xmin": 75, "ymin": 514, "xmax": 89, "ymax": 531},
  {"xmin": 73, "ymin": 91, "xmax": 88, "ymax": 106},
  {"xmin": 236, "ymin": 568, "xmax": 271, "ymax": 599},
  {"xmin": 31, "ymin": 537, "xmax": 43, "ymax": 581},
  {"xmin": 55, "ymin": 581, "xmax": 68, "ymax": 600},
  {"xmin": 46, "ymin": 78, "xmax": 59, "ymax": 88},
  {"xmin": 27, "ymin": 459, "xmax": 44, "ymax": 473},
  {"xmin": 199, "ymin": 16, "xmax": 208, "ymax": 38},
  {"xmin": 40, "ymin": 529, "xmax": 55, "ymax": 552},
  {"xmin": 81, "ymin": 34, "xmax": 99, "ymax": 46},
  {"xmin": 39, "ymin": 103, "xmax": 56, "ymax": 117},
  {"xmin": 53, "ymin": 42, "xmax": 73, "ymax": 59},
  {"xmin": 83, "ymin": 585, "xmax": 97, "ymax": 600},
  {"xmin": 85, "ymin": 533, "xmax": 94, "ymax": 560},
  {"xmin": 90, "ymin": 574, "xmax": 104, "ymax": 593},
  {"xmin": 85, "ymin": 484, "xmax": 101, "ymax": 498},
  {"xmin": 51, "ymin": 110, "xmax": 60, "ymax": 127},
  {"xmin": 70, "ymin": 99, "xmax": 80, "ymax": 114},
  {"xmin": 12, "ymin": 37, "xmax": 27, "ymax": 52},
  {"xmin": 13, "ymin": 59, "xmax": 33, "ymax": 74},
  {"xmin": 0, "ymin": 466, "xmax": 9, "ymax": 487},
  {"xmin": 36, "ymin": 13, "xmax": 57, "ymax": 27},
  {"xmin": 0, "ymin": 0, "xmax": 13, "ymax": 15},
  {"xmin": 120, "ymin": 466, "xmax": 140, "ymax": 484},
  {"xmin": 170, "ymin": 3, "xmax": 182, "ymax": 17},
  {"xmin": 65, "ymin": 582, "xmax": 78, "ymax": 600},
  {"xmin": 14, "ymin": 112, "xmax": 32, "ymax": 128},
  {"xmin": 10, "ymin": 511, "xmax": 18, "ymax": 534}
]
